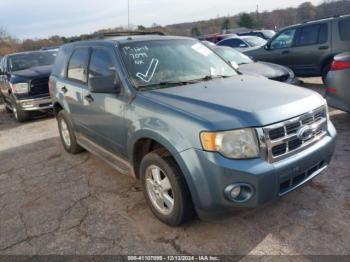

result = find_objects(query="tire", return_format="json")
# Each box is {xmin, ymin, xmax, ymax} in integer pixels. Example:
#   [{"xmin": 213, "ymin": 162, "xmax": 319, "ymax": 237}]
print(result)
[
  {"xmin": 321, "ymin": 62, "xmax": 331, "ymax": 84},
  {"xmin": 140, "ymin": 151, "xmax": 195, "ymax": 226},
  {"xmin": 57, "ymin": 110, "xmax": 84, "ymax": 154},
  {"xmin": 10, "ymin": 95, "xmax": 30, "ymax": 122},
  {"xmin": 5, "ymin": 104, "xmax": 12, "ymax": 113}
]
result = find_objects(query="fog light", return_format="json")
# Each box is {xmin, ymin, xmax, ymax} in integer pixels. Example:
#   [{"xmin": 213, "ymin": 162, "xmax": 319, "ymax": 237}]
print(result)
[
  {"xmin": 224, "ymin": 183, "xmax": 254, "ymax": 203},
  {"xmin": 230, "ymin": 186, "xmax": 241, "ymax": 199}
]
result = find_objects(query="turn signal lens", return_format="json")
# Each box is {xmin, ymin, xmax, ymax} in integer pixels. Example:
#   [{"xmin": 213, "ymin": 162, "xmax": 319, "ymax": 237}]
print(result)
[{"xmin": 200, "ymin": 132, "xmax": 217, "ymax": 151}]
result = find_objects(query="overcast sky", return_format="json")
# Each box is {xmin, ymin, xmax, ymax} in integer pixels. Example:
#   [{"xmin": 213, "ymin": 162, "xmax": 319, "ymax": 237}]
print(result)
[{"xmin": 0, "ymin": 0, "xmax": 321, "ymax": 39}]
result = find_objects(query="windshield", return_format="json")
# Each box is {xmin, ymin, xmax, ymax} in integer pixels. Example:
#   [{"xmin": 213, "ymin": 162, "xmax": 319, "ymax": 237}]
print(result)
[
  {"xmin": 119, "ymin": 39, "xmax": 237, "ymax": 90},
  {"xmin": 244, "ymin": 36, "xmax": 267, "ymax": 47},
  {"xmin": 214, "ymin": 47, "xmax": 252, "ymax": 65},
  {"xmin": 8, "ymin": 51, "xmax": 57, "ymax": 72}
]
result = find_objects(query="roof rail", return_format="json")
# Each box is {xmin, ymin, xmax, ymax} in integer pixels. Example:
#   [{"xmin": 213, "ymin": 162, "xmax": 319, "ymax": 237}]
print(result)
[
  {"xmin": 100, "ymin": 31, "xmax": 166, "ymax": 38},
  {"xmin": 302, "ymin": 13, "xmax": 349, "ymax": 24}
]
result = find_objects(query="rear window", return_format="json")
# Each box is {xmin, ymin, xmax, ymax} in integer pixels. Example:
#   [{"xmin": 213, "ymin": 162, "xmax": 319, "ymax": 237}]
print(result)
[
  {"xmin": 219, "ymin": 38, "xmax": 246, "ymax": 48},
  {"xmin": 339, "ymin": 18, "xmax": 350, "ymax": 41}
]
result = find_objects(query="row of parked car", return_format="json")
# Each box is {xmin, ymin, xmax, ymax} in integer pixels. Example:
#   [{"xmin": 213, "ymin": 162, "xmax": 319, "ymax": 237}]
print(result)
[{"xmin": 0, "ymin": 15, "xmax": 347, "ymax": 226}]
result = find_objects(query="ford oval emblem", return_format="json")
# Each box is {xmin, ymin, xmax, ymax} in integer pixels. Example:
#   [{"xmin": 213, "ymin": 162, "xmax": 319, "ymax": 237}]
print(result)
[{"xmin": 297, "ymin": 126, "xmax": 313, "ymax": 141}]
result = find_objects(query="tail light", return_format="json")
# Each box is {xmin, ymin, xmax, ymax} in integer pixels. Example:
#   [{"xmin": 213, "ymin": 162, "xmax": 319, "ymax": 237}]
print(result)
[{"xmin": 330, "ymin": 60, "xmax": 350, "ymax": 71}]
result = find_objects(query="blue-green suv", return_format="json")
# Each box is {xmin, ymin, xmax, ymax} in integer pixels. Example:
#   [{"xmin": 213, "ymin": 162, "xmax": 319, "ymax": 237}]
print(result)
[{"xmin": 49, "ymin": 34, "xmax": 337, "ymax": 226}]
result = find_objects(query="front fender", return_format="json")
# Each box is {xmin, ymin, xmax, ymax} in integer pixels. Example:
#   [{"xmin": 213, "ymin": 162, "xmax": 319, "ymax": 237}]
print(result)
[{"xmin": 127, "ymin": 118, "xmax": 192, "ymax": 160}]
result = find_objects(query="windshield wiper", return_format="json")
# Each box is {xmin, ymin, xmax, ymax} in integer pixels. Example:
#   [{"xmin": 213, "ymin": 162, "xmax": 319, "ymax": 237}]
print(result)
[
  {"xmin": 188, "ymin": 75, "xmax": 233, "ymax": 83},
  {"xmin": 137, "ymin": 80, "xmax": 192, "ymax": 90},
  {"xmin": 137, "ymin": 75, "xmax": 234, "ymax": 90}
]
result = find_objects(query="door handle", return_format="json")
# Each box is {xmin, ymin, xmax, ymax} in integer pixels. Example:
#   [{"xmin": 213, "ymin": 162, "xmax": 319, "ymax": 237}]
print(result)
[
  {"xmin": 318, "ymin": 45, "xmax": 329, "ymax": 50},
  {"xmin": 281, "ymin": 50, "xmax": 290, "ymax": 54},
  {"xmin": 84, "ymin": 94, "xmax": 94, "ymax": 103},
  {"xmin": 61, "ymin": 86, "xmax": 68, "ymax": 93}
]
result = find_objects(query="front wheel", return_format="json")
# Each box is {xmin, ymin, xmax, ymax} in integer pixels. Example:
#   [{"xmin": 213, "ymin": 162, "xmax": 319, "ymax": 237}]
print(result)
[
  {"xmin": 10, "ymin": 95, "xmax": 30, "ymax": 122},
  {"xmin": 140, "ymin": 151, "xmax": 195, "ymax": 226}
]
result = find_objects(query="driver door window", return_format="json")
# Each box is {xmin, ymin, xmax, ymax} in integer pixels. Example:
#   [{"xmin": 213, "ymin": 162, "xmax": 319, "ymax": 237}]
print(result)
[
  {"xmin": 270, "ymin": 29, "xmax": 296, "ymax": 49},
  {"xmin": 88, "ymin": 48, "xmax": 119, "ymax": 92}
]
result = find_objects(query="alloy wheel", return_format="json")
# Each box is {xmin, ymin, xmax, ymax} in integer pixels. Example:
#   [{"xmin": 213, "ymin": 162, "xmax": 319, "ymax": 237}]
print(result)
[
  {"xmin": 145, "ymin": 165, "xmax": 174, "ymax": 215},
  {"xmin": 60, "ymin": 118, "xmax": 71, "ymax": 147}
]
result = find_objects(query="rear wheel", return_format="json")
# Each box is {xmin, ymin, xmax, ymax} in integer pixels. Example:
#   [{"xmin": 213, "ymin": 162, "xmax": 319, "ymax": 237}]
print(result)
[
  {"xmin": 57, "ymin": 110, "xmax": 84, "ymax": 154},
  {"xmin": 140, "ymin": 151, "xmax": 195, "ymax": 226}
]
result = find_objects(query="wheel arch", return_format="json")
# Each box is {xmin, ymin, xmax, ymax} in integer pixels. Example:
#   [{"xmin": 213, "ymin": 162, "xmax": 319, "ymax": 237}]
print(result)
[
  {"xmin": 53, "ymin": 101, "xmax": 63, "ymax": 116},
  {"xmin": 129, "ymin": 131, "xmax": 183, "ymax": 180}
]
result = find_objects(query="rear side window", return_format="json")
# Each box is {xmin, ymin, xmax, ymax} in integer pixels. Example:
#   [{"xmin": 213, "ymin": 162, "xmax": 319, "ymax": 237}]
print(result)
[
  {"xmin": 219, "ymin": 39, "xmax": 247, "ymax": 48},
  {"xmin": 339, "ymin": 18, "xmax": 350, "ymax": 41},
  {"xmin": 88, "ymin": 48, "xmax": 118, "ymax": 86},
  {"xmin": 67, "ymin": 48, "xmax": 89, "ymax": 83},
  {"xmin": 295, "ymin": 24, "xmax": 328, "ymax": 46}
]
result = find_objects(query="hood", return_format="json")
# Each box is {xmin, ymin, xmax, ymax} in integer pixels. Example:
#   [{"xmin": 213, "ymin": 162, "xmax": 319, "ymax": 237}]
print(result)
[
  {"xmin": 11, "ymin": 65, "xmax": 52, "ymax": 79},
  {"xmin": 140, "ymin": 75, "xmax": 325, "ymax": 130},
  {"xmin": 239, "ymin": 61, "xmax": 289, "ymax": 79}
]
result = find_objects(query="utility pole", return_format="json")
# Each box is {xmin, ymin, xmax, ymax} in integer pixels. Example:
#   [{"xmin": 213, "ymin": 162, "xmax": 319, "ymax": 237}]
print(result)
[
  {"xmin": 256, "ymin": 4, "xmax": 259, "ymax": 28},
  {"xmin": 128, "ymin": 0, "xmax": 130, "ymax": 30}
]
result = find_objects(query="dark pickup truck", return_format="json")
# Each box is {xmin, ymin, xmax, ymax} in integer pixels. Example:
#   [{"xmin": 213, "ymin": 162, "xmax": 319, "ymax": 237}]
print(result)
[{"xmin": 0, "ymin": 50, "xmax": 57, "ymax": 122}]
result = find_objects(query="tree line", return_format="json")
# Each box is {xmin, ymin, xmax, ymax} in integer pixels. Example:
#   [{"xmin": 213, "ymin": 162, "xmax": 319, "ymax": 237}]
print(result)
[{"xmin": 0, "ymin": 0, "xmax": 349, "ymax": 56}]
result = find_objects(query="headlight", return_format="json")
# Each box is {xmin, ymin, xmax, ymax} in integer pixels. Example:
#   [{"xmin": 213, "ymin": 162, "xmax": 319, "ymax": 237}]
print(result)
[
  {"xmin": 200, "ymin": 129, "xmax": 259, "ymax": 159},
  {"xmin": 12, "ymin": 83, "xmax": 29, "ymax": 94}
]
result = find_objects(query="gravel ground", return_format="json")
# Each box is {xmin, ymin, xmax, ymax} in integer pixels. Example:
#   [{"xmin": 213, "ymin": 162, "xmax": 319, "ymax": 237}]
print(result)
[{"xmin": 0, "ymin": 79, "xmax": 349, "ymax": 255}]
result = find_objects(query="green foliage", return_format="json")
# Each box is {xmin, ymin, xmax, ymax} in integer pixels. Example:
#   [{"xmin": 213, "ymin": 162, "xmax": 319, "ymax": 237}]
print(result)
[
  {"xmin": 221, "ymin": 19, "xmax": 231, "ymax": 31},
  {"xmin": 137, "ymin": 25, "xmax": 146, "ymax": 31},
  {"xmin": 191, "ymin": 27, "xmax": 201, "ymax": 37},
  {"xmin": 238, "ymin": 13, "xmax": 255, "ymax": 29}
]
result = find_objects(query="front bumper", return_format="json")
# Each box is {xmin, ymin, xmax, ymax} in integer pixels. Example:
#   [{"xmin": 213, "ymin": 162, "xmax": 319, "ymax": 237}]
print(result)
[
  {"xmin": 177, "ymin": 122, "xmax": 337, "ymax": 216},
  {"xmin": 16, "ymin": 96, "xmax": 53, "ymax": 111}
]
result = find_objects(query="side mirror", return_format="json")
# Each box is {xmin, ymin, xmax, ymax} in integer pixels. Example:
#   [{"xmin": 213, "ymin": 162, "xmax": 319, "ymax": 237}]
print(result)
[
  {"xmin": 230, "ymin": 61, "xmax": 240, "ymax": 70},
  {"xmin": 264, "ymin": 44, "xmax": 270, "ymax": 50},
  {"xmin": 89, "ymin": 75, "xmax": 121, "ymax": 94},
  {"xmin": 240, "ymin": 44, "xmax": 248, "ymax": 48}
]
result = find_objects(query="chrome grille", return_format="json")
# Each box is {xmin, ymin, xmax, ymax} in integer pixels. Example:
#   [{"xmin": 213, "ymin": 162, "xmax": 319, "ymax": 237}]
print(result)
[
  {"xmin": 259, "ymin": 106, "xmax": 328, "ymax": 163},
  {"xmin": 29, "ymin": 77, "xmax": 49, "ymax": 96}
]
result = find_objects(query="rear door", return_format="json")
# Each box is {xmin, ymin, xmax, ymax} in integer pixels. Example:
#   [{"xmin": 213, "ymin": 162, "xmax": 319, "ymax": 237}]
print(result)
[
  {"xmin": 60, "ymin": 47, "xmax": 91, "ymax": 134},
  {"xmin": 80, "ymin": 46, "xmax": 128, "ymax": 157},
  {"xmin": 291, "ymin": 23, "xmax": 330, "ymax": 75}
]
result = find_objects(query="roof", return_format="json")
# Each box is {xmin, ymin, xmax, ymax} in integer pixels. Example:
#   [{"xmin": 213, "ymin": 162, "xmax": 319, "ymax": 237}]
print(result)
[
  {"xmin": 67, "ymin": 34, "xmax": 193, "ymax": 47},
  {"xmin": 282, "ymin": 14, "xmax": 350, "ymax": 30}
]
